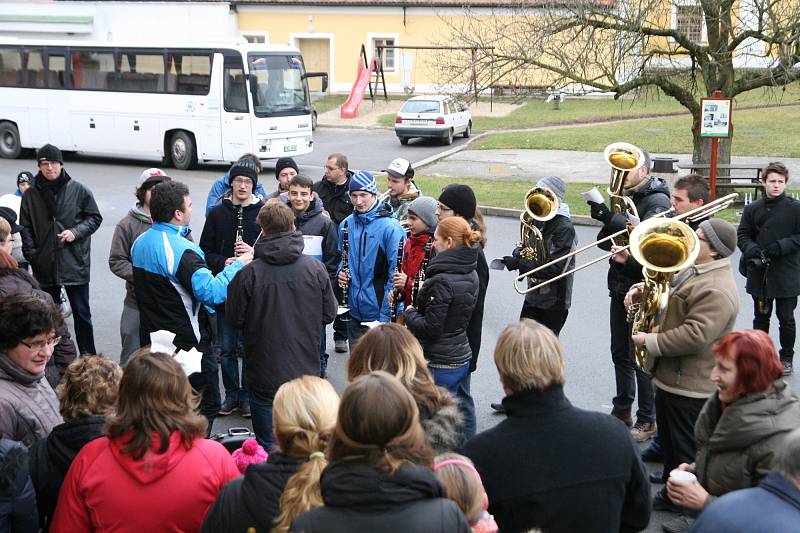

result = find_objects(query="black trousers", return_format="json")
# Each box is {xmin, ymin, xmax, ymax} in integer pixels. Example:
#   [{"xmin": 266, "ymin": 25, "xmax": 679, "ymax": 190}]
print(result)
[
  {"xmin": 610, "ymin": 292, "xmax": 655, "ymax": 423},
  {"xmin": 752, "ymin": 295, "xmax": 797, "ymax": 362},
  {"xmin": 520, "ymin": 303, "xmax": 569, "ymax": 336},
  {"xmin": 44, "ymin": 284, "xmax": 96, "ymax": 355},
  {"xmin": 655, "ymin": 388, "xmax": 706, "ymax": 482}
]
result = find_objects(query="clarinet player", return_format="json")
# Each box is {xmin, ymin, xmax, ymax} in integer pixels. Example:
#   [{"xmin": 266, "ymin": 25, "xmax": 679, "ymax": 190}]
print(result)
[{"xmin": 389, "ymin": 196, "xmax": 438, "ymax": 314}]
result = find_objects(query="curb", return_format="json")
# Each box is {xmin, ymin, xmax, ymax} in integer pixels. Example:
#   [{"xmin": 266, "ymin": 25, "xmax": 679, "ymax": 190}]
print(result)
[
  {"xmin": 412, "ymin": 132, "xmax": 488, "ymax": 169},
  {"xmin": 478, "ymin": 205, "xmax": 602, "ymax": 227}
]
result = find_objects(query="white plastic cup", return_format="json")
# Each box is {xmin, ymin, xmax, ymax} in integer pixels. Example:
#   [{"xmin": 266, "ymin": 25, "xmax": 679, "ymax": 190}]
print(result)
[{"xmin": 669, "ymin": 470, "xmax": 697, "ymax": 484}]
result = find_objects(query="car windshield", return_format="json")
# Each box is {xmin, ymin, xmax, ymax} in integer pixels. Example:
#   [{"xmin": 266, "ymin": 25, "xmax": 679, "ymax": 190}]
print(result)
[
  {"xmin": 248, "ymin": 53, "xmax": 310, "ymax": 117},
  {"xmin": 401, "ymin": 100, "xmax": 441, "ymax": 114}
]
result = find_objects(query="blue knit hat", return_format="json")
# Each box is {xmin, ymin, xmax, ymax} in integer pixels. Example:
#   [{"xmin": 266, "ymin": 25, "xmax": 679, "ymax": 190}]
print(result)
[{"xmin": 348, "ymin": 170, "xmax": 379, "ymax": 196}]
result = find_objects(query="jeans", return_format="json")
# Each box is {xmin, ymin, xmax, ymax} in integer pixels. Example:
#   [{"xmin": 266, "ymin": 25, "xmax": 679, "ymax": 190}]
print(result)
[
  {"xmin": 45, "ymin": 284, "xmax": 95, "ymax": 355},
  {"xmin": 189, "ymin": 348, "xmax": 221, "ymax": 436},
  {"xmin": 430, "ymin": 364, "xmax": 476, "ymax": 443},
  {"xmin": 520, "ymin": 304, "xmax": 569, "ymax": 336},
  {"xmin": 119, "ymin": 303, "xmax": 140, "ymax": 365},
  {"xmin": 752, "ymin": 295, "xmax": 797, "ymax": 362},
  {"xmin": 319, "ymin": 326, "xmax": 329, "ymax": 378},
  {"xmin": 610, "ymin": 292, "xmax": 655, "ymax": 423},
  {"xmin": 249, "ymin": 390, "xmax": 275, "ymax": 450},
  {"xmin": 655, "ymin": 388, "xmax": 705, "ymax": 483},
  {"xmin": 333, "ymin": 314, "xmax": 348, "ymax": 342},
  {"xmin": 346, "ymin": 319, "xmax": 368, "ymax": 350},
  {"xmin": 217, "ymin": 312, "xmax": 248, "ymax": 403}
]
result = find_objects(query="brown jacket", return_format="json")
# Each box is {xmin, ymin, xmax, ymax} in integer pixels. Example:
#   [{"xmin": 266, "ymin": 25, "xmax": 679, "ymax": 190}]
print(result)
[{"xmin": 643, "ymin": 258, "xmax": 740, "ymax": 399}]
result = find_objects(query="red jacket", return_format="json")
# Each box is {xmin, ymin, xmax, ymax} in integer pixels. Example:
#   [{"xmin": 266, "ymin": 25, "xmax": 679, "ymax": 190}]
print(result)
[
  {"xmin": 51, "ymin": 432, "xmax": 239, "ymax": 533},
  {"xmin": 399, "ymin": 232, "xmax": 435, "ymax": 306}
]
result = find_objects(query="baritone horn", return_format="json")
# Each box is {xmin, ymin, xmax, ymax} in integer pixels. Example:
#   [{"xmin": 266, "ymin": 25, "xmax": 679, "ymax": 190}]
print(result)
[
  {"xmin": 517, "ymin": 186, "xmax": 559, "ymax": 262},
  {"xmin": 605, "ymin": 142, "xmax": 645, "ymax": 221}
]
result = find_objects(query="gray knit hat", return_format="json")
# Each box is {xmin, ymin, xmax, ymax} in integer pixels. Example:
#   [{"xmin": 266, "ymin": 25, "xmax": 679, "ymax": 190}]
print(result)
[
  {"xmin": 699, "ymin": 219, "xmax": 736, "ymax": 258},
  {"xmin": 537, "ymin": 175, "xmax": 566, "ymax": 201},
  {"xmin": 408, "ymin": 196, "xmax": 438, "ymax": 231}
]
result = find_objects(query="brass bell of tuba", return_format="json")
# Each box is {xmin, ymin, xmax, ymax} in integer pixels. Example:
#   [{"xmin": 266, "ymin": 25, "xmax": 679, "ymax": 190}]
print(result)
[
  {"xmin": 604, "ymin": 142, "xmax": 645, "ymax": 234},
  {"xmin": 517, "ymin": 186, "xmax": 559, "ymax": 263},
  {"xmin": 627, "ymin": 217, "xmax": 700, "ymax": 373}
]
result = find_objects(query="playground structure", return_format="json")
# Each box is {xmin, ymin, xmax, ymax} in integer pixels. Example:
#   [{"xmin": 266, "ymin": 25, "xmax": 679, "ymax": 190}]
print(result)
[{"xmin": 339, "ymin": 44, "xmax": 495, "ymax": 119}]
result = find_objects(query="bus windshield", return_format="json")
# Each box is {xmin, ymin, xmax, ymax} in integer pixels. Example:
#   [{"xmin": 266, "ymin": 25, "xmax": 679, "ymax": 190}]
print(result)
[{"xmin": 248, "ymin": 53, "xmax": 309, "ymax": 117}]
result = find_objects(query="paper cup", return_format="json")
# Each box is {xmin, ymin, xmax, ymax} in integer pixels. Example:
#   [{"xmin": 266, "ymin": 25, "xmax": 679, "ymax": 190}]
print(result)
[{"xmin": 669, "ymin": 470, "xmax": 697, "ymax": 484}]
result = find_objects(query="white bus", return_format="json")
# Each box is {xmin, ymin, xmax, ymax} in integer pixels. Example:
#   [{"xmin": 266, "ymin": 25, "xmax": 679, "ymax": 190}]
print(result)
[{"xmin": 0, "ymin": 39, "xmax": 327, "ymax": 169}]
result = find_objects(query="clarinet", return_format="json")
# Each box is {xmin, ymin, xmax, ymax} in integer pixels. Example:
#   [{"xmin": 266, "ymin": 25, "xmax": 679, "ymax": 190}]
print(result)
[
  {"xmin": 234, "ymin": 205, "xmax": 244, "ymax": 257},
  {"xmin": 412, "ymin": 235, "xmax": 434, "ymax": 307},
  {"xmin": 390, "ymin": 237, "xmax": 405, "ymax": 322},
  {"xmin": 337, "ymin": 222, "xmax": 350, "ymax": 321}
]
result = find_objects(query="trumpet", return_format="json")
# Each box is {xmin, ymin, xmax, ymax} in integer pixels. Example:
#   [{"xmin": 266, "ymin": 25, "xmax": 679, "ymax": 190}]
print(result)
[
  {"xmin": 512, "ymin": 193, "xmax": 738, "ymax": 294},
  {"xmin": 517, "ymin": 186, "xmax": 559, "ymax": 264}
]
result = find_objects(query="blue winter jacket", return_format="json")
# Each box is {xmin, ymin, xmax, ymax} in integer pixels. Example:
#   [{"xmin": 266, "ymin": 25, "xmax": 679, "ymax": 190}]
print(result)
[
  {"xmin": 131, "ymin": 222, "xmax": 244, "ymax": 350},
  {"xmin": 337, "ymin": 200, "xmax": 405, "ymax": 323},
  {"xmin": 205, "ymin": 174, "xmax": 267, "ymax": 217}
]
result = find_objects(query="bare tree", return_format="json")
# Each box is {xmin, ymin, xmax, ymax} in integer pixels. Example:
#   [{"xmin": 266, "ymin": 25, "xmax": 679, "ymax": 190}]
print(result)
[{"xmin": 435, "ymin": 0, "xmax": 800, "ymax": 164}]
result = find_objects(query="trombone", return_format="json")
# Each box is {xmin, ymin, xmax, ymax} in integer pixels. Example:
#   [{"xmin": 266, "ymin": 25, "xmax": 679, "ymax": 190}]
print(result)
[{"xmin": 512, "ymin": 193, "xmax": 739, "ymax": 294}]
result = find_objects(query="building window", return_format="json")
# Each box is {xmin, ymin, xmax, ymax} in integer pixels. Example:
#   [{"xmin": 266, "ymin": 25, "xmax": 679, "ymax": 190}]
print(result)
[
  {"xmin": 675, "ymin": 5, "xmax": 704, "ymax": 43},
  {"xmin": 373, "ymin": 38, "xmax": 395, "ymax": 71}
]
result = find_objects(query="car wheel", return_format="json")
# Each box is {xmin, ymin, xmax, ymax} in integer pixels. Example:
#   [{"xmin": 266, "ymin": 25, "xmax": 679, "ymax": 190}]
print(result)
[
  {"xmin": 444, "ymin": 128, "xmax": 454, "ymax": 146},
  {"xmin": 399, "ymin": 137, "xmax": 409, "ymax": 145},
  {"xmin": 0, "ymin": 122, "xmax": 22, "ymax": 159},
  {"xmin": 463, "ymin": 121, "xmax": 472, "ymax": 139},
  {"xmin": 312, "ymin": 110, "xmax": 318, "ymax": 131},
  {"xmin": 169, "ymin": 131, "xmax": 197, "ymax": 170}
]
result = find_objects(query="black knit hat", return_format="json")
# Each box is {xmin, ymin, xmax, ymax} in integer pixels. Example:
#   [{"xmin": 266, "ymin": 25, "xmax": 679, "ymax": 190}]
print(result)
[
  {"xmin": 16, "ymin": 171, "xmax": 33, "ymax": 186},
  {"xmin": 0, "ymin": 207, "xmax": 21, "ymax": 233},
  {"xmin": 439, "ymin": 184, "xmax": 477, "ymax": 219},
  {"xmin": 228, "ymin": 158, "xmax": 259, "ymax": 187},
  {"xmin": 275, "ymin": 157, "xmax": 299, "ymax": 179},
  {"xmin": 37, "ymin": 144, "xmax": 63, "ymax": 164}
]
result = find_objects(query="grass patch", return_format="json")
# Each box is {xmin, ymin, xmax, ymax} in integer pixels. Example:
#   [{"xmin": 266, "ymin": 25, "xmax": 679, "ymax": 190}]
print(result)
[
  {"xmin": 378, "ymin": 113, "xmax": 396, "ymax": 127},
  {"xmin": 311, "ymin": 94, "xmax": 347, "ymax": 114},
  {"xmin": 472, "ymin": 106, "xmax": 800, "ymax": 157}
]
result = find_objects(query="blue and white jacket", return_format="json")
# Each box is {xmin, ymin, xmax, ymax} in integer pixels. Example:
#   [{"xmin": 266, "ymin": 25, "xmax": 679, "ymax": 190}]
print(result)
[
  {"xmin": 132, "ymin": 222, "xmax": 244, "ymax": 350},
  {"xmin": 337, "ymin": 200, "xmax": 405, "ymax": 323}
]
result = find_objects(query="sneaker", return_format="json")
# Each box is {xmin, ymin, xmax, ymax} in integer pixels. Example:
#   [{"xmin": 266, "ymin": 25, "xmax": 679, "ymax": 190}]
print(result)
[
  {"xmin": 239, "ymin": 399, "xmax": 251, "ymax": 418},
  {"xmin": 641, "ymin": 444, "xmax": 663, "ymax": 463},
  {"xmin": 612, "ymin": 410, "xmax": 633, "ymax": 428},
  {"xmin": 218, "ymin": 398, "xmax": 238, "ymax": 416},
  {"xmin": 662, "ymin": 515, "xmax": 695, "ymax": 533},
  {"xmin": 630, "ymin": 420, "xmax": 657, "ymax": 443},
  {"xmin": 652, "ymin": 488, "xmax": 682, "ymax": 513},
  {"xmin": 490, "ymin": 403, "xmax": 506, "ymax": 414},
  {"xmin": 335, "ymin": 339, "xmax": 348, "ymax": 353},
  {"xmin": 782, "ymin": 360, "xmax": 793, "ymax": 376}
]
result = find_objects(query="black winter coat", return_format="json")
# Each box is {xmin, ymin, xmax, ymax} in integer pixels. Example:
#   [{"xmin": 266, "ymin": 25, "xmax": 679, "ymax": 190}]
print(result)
[
  {"xmin": 201, "ymin": 452, "xmax": 302, "ymax": 533},
  {"xmin": 0, "ymin": 439, "xmax": 37, "ymax": 533},
  {"xmin": 404, "ymin": 245, "xmax": 479, "ymax": 367},
  {"xmin": 597, "ymin": 176, "xmax": 671, "ymax": 295},
  {"xmin": 226, "ymin": 231, "xmax": 337, "ymax": 396},
  {"xmin": 312, "ymin": 171, "xmax": 353, "ymax": 225},
  {"xmin": 467, "ymin": 246, "xmax": 488, "ymax": 372},
  {"xmin": 19, "ymin": 171, "xmax": 102, "ymax": 287},
  {"xmin": 278, "ymin": 193, "xmax": 339, "ymax": 281},
  {"xmin": 200, "ymin": 197, "xmax": 264, "ymax": 275},
  {"xmin": 28, "ymin": 416, "xmax": 105, "ymax": 531},
  {"xmin": 291, "ymin": 461, "xmax": 470, "ymax": 533},
  {"xmin": 737, "ymin": 193, "xmax": 800, "ymax": 298},
  {"xmin": 462, "ymin": 385, "xmax": 651, "ymax": 533}
]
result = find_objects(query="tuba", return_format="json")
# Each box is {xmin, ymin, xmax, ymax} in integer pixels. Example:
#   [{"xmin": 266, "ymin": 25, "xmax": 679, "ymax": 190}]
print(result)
[
  {"xmin": 627, "ymin": 217, "xmax": 700, "ymax": 373},
  {"xmin": 517, "ymin": 186, "xmax": 559, "ymax": 264},
  {"xmin": 605, "ymin": 142, "xmax": 645, "ymax": 245}
]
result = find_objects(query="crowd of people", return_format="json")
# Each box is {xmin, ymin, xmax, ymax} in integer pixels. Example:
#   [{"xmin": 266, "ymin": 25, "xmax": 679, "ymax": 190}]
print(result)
[{"xmin": 0, "ymin": 143, "xmax": 797, "ymax": 532}]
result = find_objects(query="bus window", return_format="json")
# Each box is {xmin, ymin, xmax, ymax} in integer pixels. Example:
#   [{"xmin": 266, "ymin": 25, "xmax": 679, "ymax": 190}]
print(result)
[
  {"xmin": 166, "ymin": 52, "xmax": 211, "ymax": 95},
  {"xmin": 46, "ymin": 54, "xmax": 67, "ymax": 89},
  {"xmin": 0, "ymin": 47, "xmax": 21, "ymax": 87},
  {"xmin": 118, "ymin": 52, "xmax": 165, "ymax": 93},
  {"xmin": 248, "ymin": 54, "xmax": 308, "ymax": 117},
  {"xmin": 22, "ymin": 49, "xmax": 44, "ymax": 88},
  {"xmin": 71, "ymin": 50, "xmax": 115, "ymax": 90},
  {"xmin": 223, "ymin": 59, "xmax": 248, "ymax": 113}
]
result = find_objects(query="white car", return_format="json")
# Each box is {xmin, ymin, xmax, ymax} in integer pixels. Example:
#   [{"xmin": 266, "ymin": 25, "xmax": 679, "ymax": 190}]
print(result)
[{"xmin": 394, "ymin": 95, "xmax": 472, "ymax": 145}]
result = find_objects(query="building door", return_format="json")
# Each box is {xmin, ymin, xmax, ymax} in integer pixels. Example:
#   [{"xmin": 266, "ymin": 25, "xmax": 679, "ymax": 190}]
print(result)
[{"xmin": 297, "ymin": 38, "xmax": 329, "ymax": 93}]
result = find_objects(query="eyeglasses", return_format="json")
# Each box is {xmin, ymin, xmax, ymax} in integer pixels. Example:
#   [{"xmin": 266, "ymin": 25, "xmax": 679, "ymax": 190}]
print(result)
[
  {"xmin": 19, "ymin": 336, "xmax": 61, "ymax": 351},
  {"xmin": 231, "ymin": 178, "xmax": 253, "ymax": 186},
  {"xmin": 437, "ymin": 204, "xmax": 453, "ymax": 212}
]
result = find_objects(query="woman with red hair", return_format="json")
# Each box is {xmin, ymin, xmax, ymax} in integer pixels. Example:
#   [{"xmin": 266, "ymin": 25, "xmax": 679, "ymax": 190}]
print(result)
[{"xmin": 664, "ymin": 329, "xmax": 800, "ymax": 532}]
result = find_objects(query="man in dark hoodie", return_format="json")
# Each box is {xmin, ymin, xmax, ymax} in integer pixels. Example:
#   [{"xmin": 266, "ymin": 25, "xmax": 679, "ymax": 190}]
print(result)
[
  {"xmin": 226, "ymin": 202, "xmax": 336, "ymax": 449},
  {"xmin": 20, "ymin": 144, "xmax": 103, "ymax": 356},
  {"xmin": 282, "ymin": 174, "xmax": 338, "ymax": 377},
  {"xmin": 200, "ymin": 159, "xmax": 264, "ymax": 417},
  {"xmin": 586, "ymin": 149, "xmax": 670, "ymax": 444},
  {"xmin": 109, "ymin": 168, "xmax": 171, "ymax": 364}
]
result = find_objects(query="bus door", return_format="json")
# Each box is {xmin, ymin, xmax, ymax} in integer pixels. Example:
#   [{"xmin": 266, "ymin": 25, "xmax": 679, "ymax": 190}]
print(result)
[{"xmin": 220, "ymin": 53, "xmax": 253, "ymax": 160}]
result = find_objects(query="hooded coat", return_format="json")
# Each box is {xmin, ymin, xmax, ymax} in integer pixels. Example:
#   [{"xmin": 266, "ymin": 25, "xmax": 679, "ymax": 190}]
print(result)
[
  {"xmin": 388, "ymin": 181, "xmax": 421, "ymax": 223},
  {"xmin": 108, "ymin": 205, "xmax": 152, "ymax": 308},
  {"xmin": 201, "ymin": 451, "xmax": 303, "ymax": 533},
  {"xmin": 200, "ymin": 196, "xmax": 264, "ymax": 275},
  {"xmin": 29, "ymin": 415, "xmax": 106, "ymax": 530},
  {"xmin": 226, "ymin": 231, "xmax": 337, "ymax": 396},
  {"xmin": 0, "ymin": 354, "xmax": 62, "ymax": 447},
  {"xmin": 50, "ymin": 432, "xmax": 239, "ymax": 533},
  {"xmin": 313, "ymin": 171, "xmax": 354, "ymax": 225},
  {"xmin": 290, "ymin": 461, "xmax": 470, "ymax": 533},
  {"xmin": 279, "ymin": 192, "xmax": 339, "ymax": 280}
]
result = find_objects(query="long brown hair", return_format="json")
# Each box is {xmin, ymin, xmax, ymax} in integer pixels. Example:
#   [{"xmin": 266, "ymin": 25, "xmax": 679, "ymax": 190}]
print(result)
[
  {"xmin": 106, "ymin": 349, "xmax": 207, "ymax": 460},
  {"xmin": 348, "ymin": 323, "xmax": 453, "ymax": 415},
  {"xmin": 328, "ymin": 371, "xmax": 433, "ymax": 474}
]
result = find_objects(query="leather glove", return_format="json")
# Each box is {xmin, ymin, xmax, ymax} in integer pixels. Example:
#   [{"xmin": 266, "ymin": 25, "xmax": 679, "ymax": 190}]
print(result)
[
  {"xmin": 588, "ymin": 201, "xmax": 613, "ymax": 224},
  {"xmin": 501, "ymin": 255, "xmax": 519, "ymax": 271},
  {"xmin": 763, "ymin": 242, "xmax": 781, "ymax": 258}
]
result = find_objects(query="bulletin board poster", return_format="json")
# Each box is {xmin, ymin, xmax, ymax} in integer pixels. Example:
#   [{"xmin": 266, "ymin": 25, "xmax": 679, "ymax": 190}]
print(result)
[{"xmin": 700, "ymin": 97, "xmax": 733, "ymax": 138}]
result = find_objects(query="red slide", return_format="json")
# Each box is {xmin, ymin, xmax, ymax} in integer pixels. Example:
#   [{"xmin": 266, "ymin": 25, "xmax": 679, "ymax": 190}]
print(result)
[{"xmin": 340, "ymin": 59, "xmax": 374, "ymax": 119}]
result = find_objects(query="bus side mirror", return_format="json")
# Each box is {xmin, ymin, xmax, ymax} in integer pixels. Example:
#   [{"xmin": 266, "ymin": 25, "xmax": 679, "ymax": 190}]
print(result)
[
  {"xmin": 248, "ymin": 76, "xmax": 258, "ymax": 95},
  {"xmin": 302, "ymin": 72, "xmax": 328, "ymax": 93}
]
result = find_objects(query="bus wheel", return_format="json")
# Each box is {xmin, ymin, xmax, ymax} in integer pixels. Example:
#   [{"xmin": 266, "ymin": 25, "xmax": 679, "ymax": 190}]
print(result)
[
  {"xmin": 0, "ymin": 122, "xmax": 21, "ymax": 159},
  {"xmin": 169, "ymin": 131, "xmax": 197, "ymax": 170}
]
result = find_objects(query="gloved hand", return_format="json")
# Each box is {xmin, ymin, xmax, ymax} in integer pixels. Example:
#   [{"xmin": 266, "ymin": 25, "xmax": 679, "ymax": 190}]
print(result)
[
  {"xmin": 747, "ymin": 251, "xmax": 771, "ymax": 270},
  {"xmin": 763, "ymin": 242, "xmax": 781, "ymax": 258},
  {"xmin": 588, "ymin": 201, "xmax": 613, "ymax": 224},
  {"xmin": 501, "ymin": 255, "xmax": 520, "ymax": 271}
]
